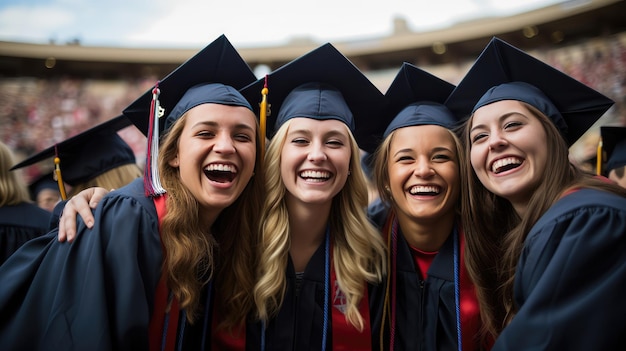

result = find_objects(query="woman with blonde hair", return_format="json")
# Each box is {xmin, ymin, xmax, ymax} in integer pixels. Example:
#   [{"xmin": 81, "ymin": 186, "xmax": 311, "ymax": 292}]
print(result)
[
  {"xmin": 0, "ymin": 35, "xmax": 264, "ymax": 350},
  {"xmin": 0, "ymin": 141, "xmax": 51, "ymax": 264},
  {"xmin": 447, "ymin": 37, "xmax": 626, "ymax": 349},
  {"xmin": 243, "ymin": 43, "xmax": 387, "ymax": 350},
  {"xmin": 11, "ymin": 114, "xmax": 142, "ymax": 229}
]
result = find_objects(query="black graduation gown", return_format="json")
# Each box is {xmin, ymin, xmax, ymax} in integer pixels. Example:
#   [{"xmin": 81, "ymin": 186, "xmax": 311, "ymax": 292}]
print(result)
[
  {"xmin": 493, "ymin": 189, "xmax": 626, "ymax": 350},
  {"xmin": 247, "ymin": 241, "xmax": 378, "ymax": 351},
  {"xmin": 0, "ymin": 178, "xmax": 246, "ymax": 350},
  {"xmin": 0, "ymin": 201, "xmax": 51, "ymax": 265},
  {"xmin": 369, "ymin": 225, "xmax": 465, "ymax": 351}
]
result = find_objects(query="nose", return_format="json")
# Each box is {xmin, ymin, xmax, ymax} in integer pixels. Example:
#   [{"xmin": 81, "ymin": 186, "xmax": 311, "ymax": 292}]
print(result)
[
  {"xmin": 307, "ymin": 143, "xmax": 327, "ymax": 162},
  {"xmin": 213, "ymin": 132, "xmax": 236, "ymax": 154},
  {"xmin": 488, "ymin": 130, "xmax": 508, "ymax": 150},
  {"xmin": 413, "ymin": 156, "xmax": 434, "ymax": 178}
]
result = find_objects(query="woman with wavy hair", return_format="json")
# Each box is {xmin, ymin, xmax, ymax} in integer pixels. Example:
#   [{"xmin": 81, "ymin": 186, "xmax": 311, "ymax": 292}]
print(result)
[
  {"xmin": 244, "ymin": 43, "xmax": 387, "ymax": 350},
  {"xmin": 0, "ymin": 35, "xmax": 264, "ymax": 350},
  {"xmin": 368, "ymin": 63, "xmax": 484, "ymax": 351},
  {"xmin": 446, "ymin": 37, "xmax": 626, "ymax": 349}
]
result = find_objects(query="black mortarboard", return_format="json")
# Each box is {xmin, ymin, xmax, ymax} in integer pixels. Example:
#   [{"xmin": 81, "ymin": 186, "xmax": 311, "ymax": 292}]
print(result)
[
  {"xmin": 122, "ymin": 34, "xmax": 258, "ymax": 196},
  {"xmin": 28, "ymin": 172, "xmax": 60, "ymax": 200},
  {"xmin": 445, "ymin": 37, "xmax": 614, "ymax": 146},
  {"xmin": 240, "ymin": 43, "xmax": 387, "ymax": 153},
  {"xmin": 123, "ymin": 34, "xmax": 257, "ymax": 136},
  {"xmin": 600, "ymin": 126, "xmax": 626, "ymax": 174},
  {"xmin": 382, "ymin": 62, "xmax": 457, "ymax": 139},
  {"xmin": 11, "ymin": 115, "xmax": 136, "ymax": 199}
]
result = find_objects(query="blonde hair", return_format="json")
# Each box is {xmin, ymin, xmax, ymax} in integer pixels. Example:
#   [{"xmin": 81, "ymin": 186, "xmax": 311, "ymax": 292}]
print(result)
[
  {"xmin": 157, "ymin": 112, "xmax": 264, "ymax": 329},
  {"xmin": 460, "ymin": 102, "xmax": 626, "ymax": 340},
  {"xmin": 253, "ymin": 119, "xmax": 386, "ymax": 330},
  {"xmin": 68, "ymin": 163, "xmax": 142, "ymax": 197},
  {"xmin": 0, "ymin": 142, "xmax": 31, "ymax": 206}
]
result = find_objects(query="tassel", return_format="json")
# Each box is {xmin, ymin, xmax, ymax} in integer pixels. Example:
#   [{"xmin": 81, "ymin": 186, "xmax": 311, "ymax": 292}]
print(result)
[
  {"xmin": 53, "ymin": 144, "xmax": 68, "ymax": 200},
  {"xmin": 259, "ymin": 75, "xmax": 269, "ymax": 162},
  {"xmin": 144, "ymin": 82, "xmax": 166, "ymax": 197},
  {"xmin": 596, "ymin": 137, "xmax": 603, "ymax": 175}
]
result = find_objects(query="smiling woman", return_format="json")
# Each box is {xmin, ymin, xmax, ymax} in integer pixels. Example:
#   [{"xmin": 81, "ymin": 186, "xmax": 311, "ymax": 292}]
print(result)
[
  {"xmin": 447, "ymin": 37, "xmax": 626, "ymax": 350},
  {"xmin": 241, "ymin": 42, "xmax": 387, "ymax": 350},
  {"xmin": 367, "ymin": 62, "xmax": 484, "ymax": 351},
  {"xmin": 0, "ymin": 35, "xmax": 265, "ymax": 350}
]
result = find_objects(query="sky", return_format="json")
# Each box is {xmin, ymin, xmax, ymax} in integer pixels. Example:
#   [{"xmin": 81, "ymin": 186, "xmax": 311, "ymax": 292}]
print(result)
[{"xmin": 0, "ymin": 0, "xmax": 567, "ymax": 49}]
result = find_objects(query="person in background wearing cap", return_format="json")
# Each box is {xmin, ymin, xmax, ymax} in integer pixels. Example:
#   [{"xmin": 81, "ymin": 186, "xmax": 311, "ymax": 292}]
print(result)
[
  {"xmin": 0, "ymin": 35, "xmax": 264, "ymax": 350},
  {"xmin": 0, "ymin": 141, "xmax": 52, "ymax": 265},
  {"xmin": 240, "ymin": 43, "xmax": 386, "ymax": 350},
  {"xmin": 11, "ymin": 114, "xmax": 142, "ymax": 231},
  {"xmin": 600, "ymin": 125, "xmax": 626, "ymax": 189},
  {"xmin": 28, "ymin": 173, "xmax": 62, "ymax": 213},
  {"xmin": 367, "ymin": 63, "xmax": 484, "ymax": 351},
  {"xmin": 446, "ymin": 37, "xmax": 626, "ymax": 349}
]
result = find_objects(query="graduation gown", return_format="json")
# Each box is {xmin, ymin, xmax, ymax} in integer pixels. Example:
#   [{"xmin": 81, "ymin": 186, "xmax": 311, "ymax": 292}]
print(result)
[
  {"xmin": 0, "ymin": 201, "xmax": 51, "ymax": 265},
  {"xmin": 247, "ymin": 239, "xmax": 375, "ymax": 351},
  {"xmin": 492, "ymin": 188, "xmax": 626, "ymax": 350},
  {"xmin": 0, "ymin": 178, "xmax": 249, "ymax": 350},
  {"xmin": 368, "ymin": 204, "xmax": 482, "ymax": 351}
]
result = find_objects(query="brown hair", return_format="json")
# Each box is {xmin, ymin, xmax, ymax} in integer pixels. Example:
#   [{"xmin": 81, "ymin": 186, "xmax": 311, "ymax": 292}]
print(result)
[{"xmin": 157, "ymin": 112, "xmax": 264, "ymax": 329}]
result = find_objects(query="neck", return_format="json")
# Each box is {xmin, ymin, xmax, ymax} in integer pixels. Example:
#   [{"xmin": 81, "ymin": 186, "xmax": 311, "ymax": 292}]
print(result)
[
  {"xmin": 287, "ymin": 196, "xmax": 331, "ymax": 271},
  {"xmin": 394, "ymin": 209, "xmax": 456, "ymax": 252},
  {"xmin": 199, "ymin": 206, "xmax": 221, "ymax": 232}
]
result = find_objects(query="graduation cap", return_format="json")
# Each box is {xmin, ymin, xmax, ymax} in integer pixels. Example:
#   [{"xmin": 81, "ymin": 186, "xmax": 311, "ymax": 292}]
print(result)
[
  {"xmin": 11, "ymin": 115, "xmax": 136, "ymax": 200},
  {"xmin": 28, "ymin": 172, "xmax": 60, "ymax": 200},
  {"xmin": 240, "ymin": 43, "xmax": 387, "ymax": 154},
  {"xmin": 382, "ymin": 62, "xmax": 457, "ymax": 139},
  {"xmin": 445, "ymin": 37, "xmax": 614, "ymax": 146},
  {"xmin": 600, "ymin": 126, "xmax": 626, "ymax": 175},
  {"xmin": 122, "ymin": 34, "xmax": 258, "ymax": 196}
]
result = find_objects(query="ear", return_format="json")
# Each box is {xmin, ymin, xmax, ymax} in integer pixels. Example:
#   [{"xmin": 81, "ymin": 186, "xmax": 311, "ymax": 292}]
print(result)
[{"xmin": 168, "ymin": 155, "xmax": 180, "ymax": 167}]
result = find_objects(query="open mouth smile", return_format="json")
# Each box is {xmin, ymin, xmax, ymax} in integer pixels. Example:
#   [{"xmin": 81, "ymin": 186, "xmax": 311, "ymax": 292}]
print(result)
[
  {"xmin": 491, "ymin": 157, "xmax": 522, "ymax": 174},
  {"xmin": 299, "ymin": 170, "xmax": 331, "ymax": 183},
  {"xmin": 409, "ymin": 185, "xmax": 441, "ymax": 195},
  {"xmin": 204, "ymin": 163, "xmax": 237, "ymax": 183}
]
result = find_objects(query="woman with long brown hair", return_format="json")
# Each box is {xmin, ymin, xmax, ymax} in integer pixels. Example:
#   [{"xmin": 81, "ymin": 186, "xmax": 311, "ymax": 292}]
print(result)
[
  {"xmin": 447, "ymin": 37, "xmax": 626, "ymax": 350},
  {"xmin": 0, "ymin": 35, "xmax": 264, "ymax": 350}
]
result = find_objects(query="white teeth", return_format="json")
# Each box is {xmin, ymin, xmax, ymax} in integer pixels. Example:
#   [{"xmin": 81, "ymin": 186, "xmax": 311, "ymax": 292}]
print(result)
[
  {"xmin": 409, "ymin": 185, "xmax": 440, "ymax": 195},
  {"xmin": 300, "ymin": 170, "xmax": 331, "ymax": 179},
  {"xmin": 205, "ymin": 164, "xmax": 237, "ymax": 173},
  {"xmin": 492, "ymin": 157, "xmax": 522, "ymax": 173}
]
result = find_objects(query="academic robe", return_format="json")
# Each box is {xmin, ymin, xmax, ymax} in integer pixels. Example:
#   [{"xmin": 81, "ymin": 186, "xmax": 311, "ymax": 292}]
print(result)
[
  {"xmin": 247, "ymin": 239, "xmax": 376, "ymax": 351},
  {"xmin": 368, "ymin": 203, "xmax": 482, "ymax": 351},
  {"xmin": 0, "ymin": 201, "xmax": 51, "ymax": 265},
  {"xmin": 492, "ymin": 188, "xmax": 626, "ymax": 350},
  {"xmin": 0, "ymin": 178, "xmax": 249, "ymax": 350}
]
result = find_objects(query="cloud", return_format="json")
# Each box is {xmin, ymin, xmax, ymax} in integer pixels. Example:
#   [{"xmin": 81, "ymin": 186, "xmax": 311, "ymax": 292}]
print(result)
[{"xmin": 0, "ymin": 4, "xmax": 75, "ymax": 42}]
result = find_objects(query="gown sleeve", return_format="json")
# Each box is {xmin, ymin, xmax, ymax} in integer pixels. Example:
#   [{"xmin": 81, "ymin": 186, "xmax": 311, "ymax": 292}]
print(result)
[
  {"xmin": 0, "ymin": 181, "xmax": 163, "ymax": 351},
  {"xmin": 492, "ymin": 189, "xmax": 626, "ymax": 350}
]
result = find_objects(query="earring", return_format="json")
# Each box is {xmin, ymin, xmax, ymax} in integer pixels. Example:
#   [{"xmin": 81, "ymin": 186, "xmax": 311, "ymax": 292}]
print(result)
[
  {"xmin": 385, "ymin": 185, "xmax": 391, "ymax": 192},
  {"xmin": 348, "ymin": 170, "xmax": 352, "ymax": 176}
]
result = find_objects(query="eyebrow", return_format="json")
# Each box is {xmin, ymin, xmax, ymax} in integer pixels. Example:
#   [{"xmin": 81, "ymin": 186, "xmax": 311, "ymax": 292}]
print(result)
[
  {"xmin": 192, "ymin": 121, "xmax": 256, "ymax": 132},
  {"xmin": 287, "ymin": 128, "xmax": 349, "ymax": 139},
  {"xmin": 393, "ymin": 145, "xmax": 454, "ymax": 158},
  {"xmin": 469, "ymin": 111, "xmax": 523, "ymax": 134}
]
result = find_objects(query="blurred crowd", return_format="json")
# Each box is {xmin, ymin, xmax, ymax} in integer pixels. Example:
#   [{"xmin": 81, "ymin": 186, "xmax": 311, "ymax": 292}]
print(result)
[{"xmin": 1, "ymin": 33, "xmax": 625, "ymax": 182}]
